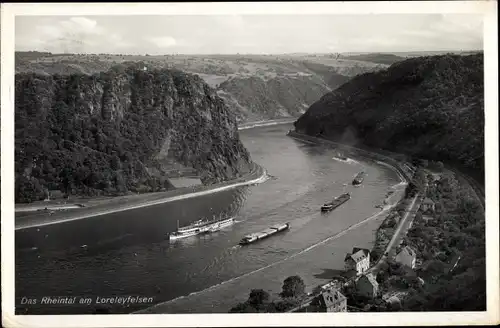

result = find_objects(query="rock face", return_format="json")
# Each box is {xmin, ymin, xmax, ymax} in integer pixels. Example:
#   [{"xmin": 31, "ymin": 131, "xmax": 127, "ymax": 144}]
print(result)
[
  {"xmin": 217, "ymin": 74, "xmax": 333, "ymax": 122},
  {"xmin": 215, "ymin": 62, "xmax": 367, "ymax": 123},
  {"xmin": 15, "ymin": 52, "xmax": 384, "ymax": 124},
  {"xmin": 294, "ymin": 54, "xmax": 484, "ymax": 174},
  {"xmin": 15, "ymin": 68, "xmax": 253, "ymax": 203}
]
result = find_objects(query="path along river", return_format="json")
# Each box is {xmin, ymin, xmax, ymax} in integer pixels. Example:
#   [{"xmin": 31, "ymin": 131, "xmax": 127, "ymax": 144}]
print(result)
[{"xmin": 15, "ymin": 123, "xmax": 406, "ymax": 314}]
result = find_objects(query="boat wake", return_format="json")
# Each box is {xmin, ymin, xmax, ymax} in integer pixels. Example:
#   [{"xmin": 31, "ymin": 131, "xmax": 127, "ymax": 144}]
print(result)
[
  {"xmin": 249, "ymin": 171, "xmax": 271, "ymax": 185},
  {"xmin": 332, "ymin": 157, "xmax": 359, "ymax": 165},
  {"xmin": 376, "ymin": 161, "xmax": 408, "ymax": 186},
  {"xmin": 138, "ymin": 202, "xmax": 396, "ymax": 314},
  {"xmin": 391, "ymin": 181, "xmax": 407, "ymax": 189}
]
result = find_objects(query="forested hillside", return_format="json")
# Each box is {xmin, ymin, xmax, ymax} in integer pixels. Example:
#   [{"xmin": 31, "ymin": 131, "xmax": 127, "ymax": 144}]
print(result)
[
  {"xmin": 15, "ymin": 67, "xmax": 252, "ymax": 203},
  {"xmin": 294, "ymin": 54, "xmax": 484, "ymax": 176}
]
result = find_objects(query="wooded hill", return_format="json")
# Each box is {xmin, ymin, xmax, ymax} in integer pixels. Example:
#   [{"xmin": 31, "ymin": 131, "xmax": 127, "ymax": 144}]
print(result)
[
  {"xmin": 15, "ymin": 67, "xmax": 252, "ymax": 203},
  {"xmin": 294, "ymin": 54, "xmax": 484, "ymax": 178}
]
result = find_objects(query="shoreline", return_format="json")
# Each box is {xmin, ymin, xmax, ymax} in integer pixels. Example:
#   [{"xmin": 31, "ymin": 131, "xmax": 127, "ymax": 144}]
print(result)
[
  {"xmin": 15, "ymin": 163, "xmax": 267, "ymax": 230},
  {"xmin": 15, "ymin": 119, "xmax": 298, "ymax": 230},
  {"xmin": 237, "ymin": 118, "xmax": 297, "ymax": 130},
  {"xmin": 287, "ymin": 131, "xmax": 412, "ymax": 182}
]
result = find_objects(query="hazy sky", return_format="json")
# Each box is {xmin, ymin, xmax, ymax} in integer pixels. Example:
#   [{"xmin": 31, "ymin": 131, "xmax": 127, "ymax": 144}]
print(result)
[{"xmin": 15, "ymin": 14, "xmax": 484, "ymax": 54}]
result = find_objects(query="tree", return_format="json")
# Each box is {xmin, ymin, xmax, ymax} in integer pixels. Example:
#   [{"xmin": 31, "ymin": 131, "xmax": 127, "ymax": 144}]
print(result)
[
  {"xmin": 280, "ymin": 275, "xmax": 306, "ymax": 299},
  {"xmin": 418, "ymin": 159, "xmax": 429, "ymax": 168},
  {"xmin": 228, "ymin": 302, "xmax": 257, "ymax": 313},
  {"xmin": 247, "ymin": 289, "xmax": 270, "ymax": 307},
  {"xmin": 415, "ymin": 212, "xmax": 423, "ymax": 222},
  {"xmin": 110, "ymin": 155, "xmax": 122, "ymax": 170}
]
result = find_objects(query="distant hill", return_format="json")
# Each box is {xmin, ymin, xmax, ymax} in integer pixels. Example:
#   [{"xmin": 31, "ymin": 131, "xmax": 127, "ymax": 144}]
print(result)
[
  {"xmin": 15, "ymin": 52, "xmax": 385, "ymax": 123},
  {"xmin": 294, "ymin": 54, "xmax": 484, "ymax": 175},
  {"xmin": 340, "ymin": 53, "xmax": 406, "ymax": 65},
  {"xmin": 15, "ymin": 68, "xmax": 252, "ymax": 203}
]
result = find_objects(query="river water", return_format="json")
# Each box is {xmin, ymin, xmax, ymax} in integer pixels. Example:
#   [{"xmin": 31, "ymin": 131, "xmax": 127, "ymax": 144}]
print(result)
[{"xmin": 15, "ymin": 123, "xmax": 405, "ymax": 314}]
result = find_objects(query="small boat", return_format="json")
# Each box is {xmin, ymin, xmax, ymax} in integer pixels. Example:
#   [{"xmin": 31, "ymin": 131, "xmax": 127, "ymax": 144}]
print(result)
[
  {"xmin": 352, "ymin": 171, "xmax": 365, "ymax": 186},
  {"xmin": 334, "ymin": 152, "xmax": 348, "ymax": 161}
]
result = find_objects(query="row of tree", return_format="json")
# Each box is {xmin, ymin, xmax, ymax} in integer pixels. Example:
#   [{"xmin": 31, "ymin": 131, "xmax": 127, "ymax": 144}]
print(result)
[{"xmin": 229, "ymin": 276, "xmax": 307, "ymax": 313}]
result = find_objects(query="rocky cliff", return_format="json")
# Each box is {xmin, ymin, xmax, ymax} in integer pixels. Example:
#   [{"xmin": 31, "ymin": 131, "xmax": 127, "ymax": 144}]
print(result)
[
  {"xmin": 16, "ymin": 52, "xmax": 384, "ymax": 123},
  {"xmin": 217, "ymin": 74, "xmax": 333, "ymax": 122},
  {"xmin": 294, "ymin": 54, "xmax": 484, "ymax": 174},
  {"xmin": 15, "ymin": 67, "xmax": 253, "ymax": 203}
]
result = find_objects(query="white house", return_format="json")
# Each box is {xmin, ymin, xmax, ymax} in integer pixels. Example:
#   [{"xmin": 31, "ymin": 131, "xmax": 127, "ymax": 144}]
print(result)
[
  {"xmin": 395, "ymin": 246, "xmax": 417, "ymax": 269},
  {"xmin": 344, "ymin": 247, "xmax": 370, "ymax": 275}
]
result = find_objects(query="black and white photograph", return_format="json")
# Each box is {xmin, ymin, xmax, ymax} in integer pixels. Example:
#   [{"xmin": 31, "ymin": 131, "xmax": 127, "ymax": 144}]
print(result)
[{"xmin": 1, "ymin": 1, "xmax": 498, "ymax": 327}]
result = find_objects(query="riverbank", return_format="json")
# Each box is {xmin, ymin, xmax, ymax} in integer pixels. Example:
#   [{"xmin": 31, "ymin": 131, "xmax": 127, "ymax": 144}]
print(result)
[
  {"xmin": 15, "ymin": 119, "xmax": 297, "ymax": 220},
  {"xmin": 15, "ymin": 162, "xmax": 267, "ymax": 230},
  {"xmin": 287, "ymin": 131, "xmax": 412, "ymax": 182},
  {"xmin": 237, "ymin": 117, "xmax": 298, "ymax": 130},
  {"xmin": 286, "ymin": 130, "xmax": 487, "ymax": 313},
  {"xmin": 218, "ymin": 130, "xmax": 413, "ymax": 314}
]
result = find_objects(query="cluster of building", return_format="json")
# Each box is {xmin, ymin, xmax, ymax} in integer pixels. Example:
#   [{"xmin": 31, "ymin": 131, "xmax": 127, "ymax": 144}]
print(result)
[
  {"xmin": 317, "ymin": 245, "xmax": 418, "ymax": 313},
  {"xmin": 314, "ymin": 171, "xmax": 443, "ymax": 312}
]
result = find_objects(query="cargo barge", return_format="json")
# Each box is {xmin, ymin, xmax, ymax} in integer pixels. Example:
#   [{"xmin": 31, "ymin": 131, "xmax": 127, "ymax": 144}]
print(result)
[
  {"xmin": 352, "ymin": 171, "xmax": 365, "ymax": 186},
  {"xmin": 239, "ymin": 223, "xmax": 290, "ymax": 245},
  {"xmin": 321, "ymin": 193, "xmax": 351, "ymax": 212}
]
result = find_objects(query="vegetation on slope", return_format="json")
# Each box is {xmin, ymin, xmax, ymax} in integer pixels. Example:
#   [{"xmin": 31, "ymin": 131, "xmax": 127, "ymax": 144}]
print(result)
[
  {"xmin": 218, "ymin": 75, "xmax": 331, "ymax": 121},
  {"xmin": 401, "ymin": 171, "xmax": 485, "ymax": 311},
  {"xmin": 15, "ymin": 67, "xmax": 252, "ymax": 203},
  {"xmin": 294, "ymin": 54, "xmax": 484, "ymax": 176}
]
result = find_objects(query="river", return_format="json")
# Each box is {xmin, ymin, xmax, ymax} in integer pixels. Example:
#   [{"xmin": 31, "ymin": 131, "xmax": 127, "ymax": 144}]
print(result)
[{"xmin": 15, "ymin": 123, "xmax": 405, "ymax": 314}]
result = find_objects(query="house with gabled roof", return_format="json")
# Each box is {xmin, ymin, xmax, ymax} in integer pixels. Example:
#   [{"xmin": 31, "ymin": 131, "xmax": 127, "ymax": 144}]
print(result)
[
  {"xmin": 421, "ymin": 197, "xmax": 435, "ymax": 213},
  {"xmin": 344, "ymin": 247, "xmax": 370, "ymax": 275},
  {"xmin": 356, "ymin": 273, "xmax": 379, "ymax": 299},
  {"xmin": 395, "ymin": 246, "xmax": 417, "ymax": 269},
  {"xmin": 318, "ymin": 288, "xmax": 347, "ymax": 312}
]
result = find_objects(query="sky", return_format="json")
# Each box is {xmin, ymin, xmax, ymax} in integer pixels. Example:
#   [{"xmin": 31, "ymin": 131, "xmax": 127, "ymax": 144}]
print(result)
[{"xmin": 15, "ymin": 14, "xmax": 484, "ymax": 55}]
